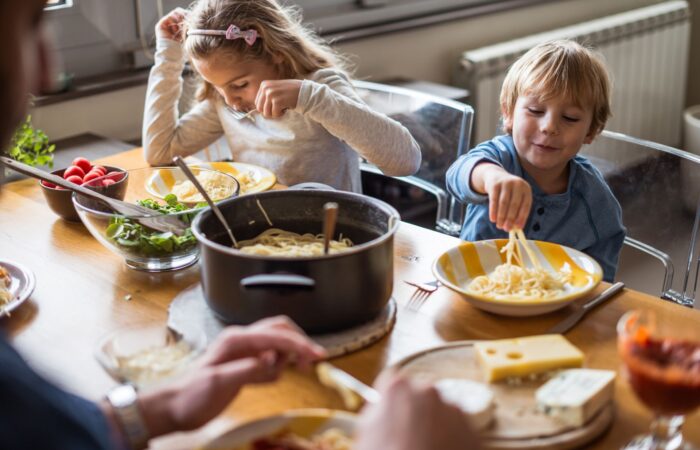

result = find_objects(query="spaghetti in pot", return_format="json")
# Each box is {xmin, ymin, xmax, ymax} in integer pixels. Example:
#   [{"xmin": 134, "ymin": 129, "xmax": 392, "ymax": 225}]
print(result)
[
  {"xmin": 237, "ymin": 228, "xmax": 353, "ymax": 257},
  {"xmin": 467, "ymin": 229, "xmax": 571, "ymax": 301}
]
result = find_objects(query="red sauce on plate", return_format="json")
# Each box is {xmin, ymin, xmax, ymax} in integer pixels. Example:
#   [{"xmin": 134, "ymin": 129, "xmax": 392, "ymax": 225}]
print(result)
[{"xmin": 620, "ymin": 327, "xmax": 700, "ymax": 415}]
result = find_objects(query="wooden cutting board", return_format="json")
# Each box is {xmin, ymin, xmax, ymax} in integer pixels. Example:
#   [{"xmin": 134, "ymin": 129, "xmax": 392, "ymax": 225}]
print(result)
[{"xmin": 395, "ymin": 342, "xmax": 614, "ymax": 450}]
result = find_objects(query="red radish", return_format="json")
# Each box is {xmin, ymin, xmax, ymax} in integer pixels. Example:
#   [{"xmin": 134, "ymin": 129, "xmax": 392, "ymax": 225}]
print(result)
[
  {"xmin": 92, "ymin": 165, "xmax": 106, "ymax": 175},
  {"xmin": 63, "ymin": 165, "xmax": 85, "ymax": 179},
  {"xmin": 65, "ymin": 175, "xmax": 83, "ymax": 185},
  {"xmin": 102, "ymin": 179, "xmax": 116, "ymax": 187},
  {"xmin": 41, "ymin": 180, "xmax": 57, "ymax": 189},
  {"xmin": 82, "ymin": 171, "xmax": 102, "ymax": 184},
  {"xmin": 103, "ymin": 171, "xmax": 125, "ymax": 182},
  {"xmin": 71, "ymin": 157, "xmax": 92, "ymax": 173}
]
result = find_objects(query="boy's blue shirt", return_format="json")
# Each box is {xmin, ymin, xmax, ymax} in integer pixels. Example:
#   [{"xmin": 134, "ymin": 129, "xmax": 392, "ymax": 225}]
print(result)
[{"xmin": 446, "ymin": 134, "xmax": 625, "ymax": 282}]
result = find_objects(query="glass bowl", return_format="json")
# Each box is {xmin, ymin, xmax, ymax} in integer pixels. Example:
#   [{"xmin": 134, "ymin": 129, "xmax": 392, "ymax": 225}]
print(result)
[
  {"xmin": 72, "ymin": 166, "xmax": 239, "ymax": 272},
  {"xmin": 95, "ymin": 325, "xmax": 207, "ymax": 390}
]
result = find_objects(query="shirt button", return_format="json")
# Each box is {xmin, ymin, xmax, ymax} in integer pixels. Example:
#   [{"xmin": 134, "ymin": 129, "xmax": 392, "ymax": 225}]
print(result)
[
  {"xmin": 537, "ymin": 207, "xmax": 545, "ymax": 215},
  {"xmin": 533, "ymin": 223, "xmax": 541, "ymax": 232}
]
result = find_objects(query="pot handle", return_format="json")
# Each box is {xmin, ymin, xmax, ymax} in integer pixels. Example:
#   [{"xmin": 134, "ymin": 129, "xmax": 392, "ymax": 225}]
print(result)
[{"xmin": 240, "ymin": 274, "xmax": 316, "ymax": 290}]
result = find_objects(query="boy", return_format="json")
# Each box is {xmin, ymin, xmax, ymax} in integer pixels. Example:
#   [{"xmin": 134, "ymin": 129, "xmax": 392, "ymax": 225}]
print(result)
[{"xmin": 446, "ymin": 40, "xmax": 625, "ymax": 282}]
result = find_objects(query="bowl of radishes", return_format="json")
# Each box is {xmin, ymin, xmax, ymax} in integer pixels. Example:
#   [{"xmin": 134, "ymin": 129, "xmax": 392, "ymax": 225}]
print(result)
[{"xmin": 40, "ymin": 157, "xmax": 128, "ymax": 222}]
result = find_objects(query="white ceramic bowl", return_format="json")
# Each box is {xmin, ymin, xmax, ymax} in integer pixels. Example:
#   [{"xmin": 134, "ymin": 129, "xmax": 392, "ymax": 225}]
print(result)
[{"xmin": 432, "ymin": 239, "xmax": 602, "ymax": 316}]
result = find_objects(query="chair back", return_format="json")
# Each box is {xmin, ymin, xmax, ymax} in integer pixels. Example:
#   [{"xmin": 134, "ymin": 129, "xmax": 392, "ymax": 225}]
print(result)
[
  {"xmin": 353, "ymin": 80, "xmax": 474, "ymax": 236},
  {"xmin": 583, "ymin": 130, "xmax": 700, "ymax": 306}
]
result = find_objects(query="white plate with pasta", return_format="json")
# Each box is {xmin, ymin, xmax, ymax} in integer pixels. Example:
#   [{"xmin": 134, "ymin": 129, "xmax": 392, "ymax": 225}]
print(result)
[
  {"xmin": 432, "ymin": 232, "xmax": 602, "ymax": 316},
  {"xmin": 192, "ymin": 162, "xmax": 277, "ymax": 195},
  {"xmin": 202, "ymin": 409, "xmax": 356, "ymax": 450},
  {"xmin": 0, "ymin": 259, "xmax": 36, "ymax": 316}
]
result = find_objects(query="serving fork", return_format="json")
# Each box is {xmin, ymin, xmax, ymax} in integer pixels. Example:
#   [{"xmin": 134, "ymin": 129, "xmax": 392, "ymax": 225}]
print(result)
[{"xmin": 1, "ymin": 156, "xmax": 189, "ymax": 236}]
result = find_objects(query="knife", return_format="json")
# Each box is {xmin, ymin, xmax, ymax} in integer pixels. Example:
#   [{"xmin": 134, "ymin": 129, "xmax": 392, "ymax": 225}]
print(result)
[
  {"xmin": 547, "ymin": 282, "xmax": 625, "ymax": 334},
  {"xmin": 316, "ymin": 362, "xmax": 381, "ymax": 410}
]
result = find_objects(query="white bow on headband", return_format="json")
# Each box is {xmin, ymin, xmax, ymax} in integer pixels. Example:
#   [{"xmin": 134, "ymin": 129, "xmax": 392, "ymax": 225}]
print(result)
[{"xmin": 187, "ymin": 25, "xmax": 258, "ymax": 46}]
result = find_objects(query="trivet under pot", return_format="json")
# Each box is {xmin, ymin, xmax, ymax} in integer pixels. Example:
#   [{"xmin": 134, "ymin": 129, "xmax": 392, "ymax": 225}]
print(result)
[{"xmin": 167, "ymin": 283, "xmax": 396, "ymax": 358}]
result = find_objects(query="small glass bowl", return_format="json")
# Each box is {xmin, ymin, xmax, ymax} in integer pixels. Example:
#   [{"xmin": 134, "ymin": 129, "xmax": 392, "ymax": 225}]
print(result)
[
  {"xmin": 72, "ymin": 166, "xmax": 239, "ymax": 272},
  {"xmin": 95, "ymin": 325, "xmax": 207, "ymax": 390}
]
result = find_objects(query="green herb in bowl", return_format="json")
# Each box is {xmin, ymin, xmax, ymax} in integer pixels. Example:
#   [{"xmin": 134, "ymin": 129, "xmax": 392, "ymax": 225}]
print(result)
[{"xmin": 105, "ymin": 195, "xmax": 206, "ymax": 257}]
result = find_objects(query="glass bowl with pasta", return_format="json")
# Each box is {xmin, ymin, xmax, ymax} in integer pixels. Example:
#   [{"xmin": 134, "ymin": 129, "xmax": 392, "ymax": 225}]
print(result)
[
  {"xmin": 432, "ymin": 231, "xmax": 603, "ymax": 316},
  {"xmin": 72, "ymin": 167, "xmax": 239, "ymax": 272},
  {"xmin": 201, "ymin": 409, "xmax": 356, "ymax": 450}
]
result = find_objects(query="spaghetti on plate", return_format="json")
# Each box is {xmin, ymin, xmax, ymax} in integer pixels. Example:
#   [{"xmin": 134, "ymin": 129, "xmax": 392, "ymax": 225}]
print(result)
[
  {"xmin": 252, "ymin": 428, "xmax": 353, "ymax": 450},
  {"xmin": 467, "ymin": 230, "xmax": 571, "ymax": 301}
]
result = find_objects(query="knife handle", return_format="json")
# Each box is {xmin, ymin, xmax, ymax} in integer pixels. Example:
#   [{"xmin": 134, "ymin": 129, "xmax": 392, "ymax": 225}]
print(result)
[{"xmin": 582, "ymin": 281, "xmax": 625, "ymax": 310}]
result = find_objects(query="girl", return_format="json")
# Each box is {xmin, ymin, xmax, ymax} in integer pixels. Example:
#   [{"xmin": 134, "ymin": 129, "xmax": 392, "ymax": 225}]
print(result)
[{"xmin": 143, "ymin": 0, "xmax": 421, "ymax": 192}]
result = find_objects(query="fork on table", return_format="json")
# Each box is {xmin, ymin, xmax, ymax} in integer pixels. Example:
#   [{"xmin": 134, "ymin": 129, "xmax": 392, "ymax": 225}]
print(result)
[{"xmin": 403, "ymin": 279, "xmax": 440, "ymax": 310}]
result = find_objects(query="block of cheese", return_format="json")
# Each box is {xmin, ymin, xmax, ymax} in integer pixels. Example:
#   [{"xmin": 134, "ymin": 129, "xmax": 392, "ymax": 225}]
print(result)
[
  {"xmin": 434, "ymin": 378, "xmax": 495, "ymax": 430},
  {"xmin": 535, "ymin": 369, "xmax": 616, "ymax": 427},
  {"xmin": 474, "ymin": 334, "xmax": 584, "ymax": 382}
]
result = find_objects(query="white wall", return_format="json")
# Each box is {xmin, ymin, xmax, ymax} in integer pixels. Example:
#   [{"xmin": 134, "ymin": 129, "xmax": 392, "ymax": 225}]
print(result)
[{"xmin": 31, "ymin": 0, "xmax": 663, "ymax": 143}]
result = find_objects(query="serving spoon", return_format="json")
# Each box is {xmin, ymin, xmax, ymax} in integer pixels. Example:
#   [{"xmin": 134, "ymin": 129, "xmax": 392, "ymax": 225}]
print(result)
[
  {"xmin": 322, "ymin": 202, "xmax": 338, "ymax": 255},
  {"xmin": 1, "ymin": 156, "xmax": 189, "ymax": 235},
  {"xmin": 172, "ymin": 156, "xmax": 239, "ymax": 248}
]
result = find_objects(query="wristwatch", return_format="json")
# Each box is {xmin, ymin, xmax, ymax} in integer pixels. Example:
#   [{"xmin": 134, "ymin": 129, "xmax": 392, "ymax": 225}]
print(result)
[{"xmin": 106, "ymin": 384, "xmax": 150, "ymax": 449}]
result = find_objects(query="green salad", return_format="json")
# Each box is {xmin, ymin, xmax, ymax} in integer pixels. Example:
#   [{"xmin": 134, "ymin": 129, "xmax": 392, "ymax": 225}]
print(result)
[{"xmin": 105, "ymin": 194, "xmax": 205, "ymax": 256}]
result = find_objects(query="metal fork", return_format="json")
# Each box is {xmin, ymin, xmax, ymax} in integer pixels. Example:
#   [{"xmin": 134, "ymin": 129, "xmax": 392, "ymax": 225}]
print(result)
[
  {"xmin": 224, "ymin": 105, "xmax": 255, "ymax": 121},
  {"xmin": 404, "ymin": 279, "xmax": 440, "ymax": 310}
]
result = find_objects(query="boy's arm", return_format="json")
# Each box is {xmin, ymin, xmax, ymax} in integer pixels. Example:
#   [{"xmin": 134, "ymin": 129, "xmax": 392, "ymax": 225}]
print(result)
[
  {"xmin": 142, "ymin": 38, "xmax": 224, "ymax": 166},
  {"xmin": 296, "ymin": 71, "xmax": 421, "ymax": 177},
  {"xmin": 447, "ymin": 153, "xmax": 532, "ymax": 231}
]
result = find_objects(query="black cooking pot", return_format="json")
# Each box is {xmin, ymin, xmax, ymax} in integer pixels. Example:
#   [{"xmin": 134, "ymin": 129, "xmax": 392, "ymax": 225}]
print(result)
[{"xmin": 191, "ymin": 189, "xmax": 400, "ymax": 333}]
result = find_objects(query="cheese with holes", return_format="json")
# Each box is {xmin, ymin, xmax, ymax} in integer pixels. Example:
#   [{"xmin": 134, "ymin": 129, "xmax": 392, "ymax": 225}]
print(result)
[
  {"xmin": 536, "ymin": 369, "xmax": 615, "ymax": 427},
  {"xmin": 434, "ymin": 378, "xmax": 495, "ymax": 430},
  {"xmin": 474, "ymin": 334, "xmax": 584, "ymax": 382}
]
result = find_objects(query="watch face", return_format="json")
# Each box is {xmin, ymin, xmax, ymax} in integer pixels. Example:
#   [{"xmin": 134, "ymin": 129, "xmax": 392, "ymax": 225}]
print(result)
[{"xmin": 109, "ymin": 384, "xmax": 138, "ymax": 408}]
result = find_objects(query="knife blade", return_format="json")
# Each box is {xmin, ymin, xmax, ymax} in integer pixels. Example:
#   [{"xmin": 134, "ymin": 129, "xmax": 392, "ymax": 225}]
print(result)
[
  {"xmin": 316, "ymin": 362, "xmax": 381, "ymax": 409},
  {"xmin": 547, "ymin": 282, "xmax": 625, "ymax": 334}
]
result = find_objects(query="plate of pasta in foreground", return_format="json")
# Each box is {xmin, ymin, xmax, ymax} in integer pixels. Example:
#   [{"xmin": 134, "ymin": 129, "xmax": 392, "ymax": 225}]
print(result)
[
  {"xmin": 202, "ymin": 409, "xmax": 356, "ymax": 450},
  {"xmin": 432, "ymin": 231, "xmax": 602, "ymax": 316}
]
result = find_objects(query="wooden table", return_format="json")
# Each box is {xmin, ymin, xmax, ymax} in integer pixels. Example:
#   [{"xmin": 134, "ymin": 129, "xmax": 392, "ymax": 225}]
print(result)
[{"xmin": 1, "ymin": 148, "xmax": 699, "ymax": 449}]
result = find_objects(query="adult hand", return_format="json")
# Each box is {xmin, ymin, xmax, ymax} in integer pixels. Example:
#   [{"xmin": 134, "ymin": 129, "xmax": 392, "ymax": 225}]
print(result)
[
  {"xmin": 136, "ymin": 316, "xmax": 326, "ymax": 439},
  {"xmin": 254, "ymin": 80, "xmax": 303, "ymax": 119},
  {"xmin": 155, "ymin": 8, "xmax": 187, "ymax": 42},
  {"xmin": 473, "ymin": 162, "xmax": 532, "ymax": 231},
  {"xmin": 355, "ymin": 372, "xmax": 482, "ymax": 450}
]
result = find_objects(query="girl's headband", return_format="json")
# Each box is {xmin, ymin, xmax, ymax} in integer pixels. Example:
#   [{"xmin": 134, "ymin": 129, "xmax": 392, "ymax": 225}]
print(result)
[{"xmin": 187, "ymin": 25, "xmax": 258, "ymax": 46}]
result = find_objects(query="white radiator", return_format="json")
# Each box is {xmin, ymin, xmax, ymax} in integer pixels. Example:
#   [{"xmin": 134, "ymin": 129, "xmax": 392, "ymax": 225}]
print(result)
[{"xmin": 453, "ymin": 1, "xmax": 690, "ymax": 166}]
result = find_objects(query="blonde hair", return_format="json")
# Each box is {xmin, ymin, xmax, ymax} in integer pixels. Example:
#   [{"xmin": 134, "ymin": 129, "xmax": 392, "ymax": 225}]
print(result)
[
  {"xmin": 184, "ymin": 0, "xmax": 351, "ymax": 101},
  {"xmin": 500, "ymin": 40, "xmax": 611, "ymax": 136}
]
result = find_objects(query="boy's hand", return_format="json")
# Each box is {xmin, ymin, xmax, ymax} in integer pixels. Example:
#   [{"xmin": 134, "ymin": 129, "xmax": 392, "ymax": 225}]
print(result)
[
  {"xmin": 156, "ymin": 8, "xmax": 187, "ymax": 43},
  {"xmin": 473, "ymin": 163, "xmax": 532, "ymax": 231},
  {"xmin": 254, "ymin": 80, "xmax": 302, "ymax": 119}
]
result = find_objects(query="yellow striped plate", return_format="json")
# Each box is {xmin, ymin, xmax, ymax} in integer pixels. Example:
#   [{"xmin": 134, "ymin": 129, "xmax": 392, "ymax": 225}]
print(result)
[
  {"xmin": 192, "ymin": 162, "xmax": 276, "ymax": 194},
  {"xmin": 432, "ymin": 239, "xmax": 602, "ymax": 316},
  {"xmin": 201, "ymin": 409, "xmax": 356, "ymax": 450}
]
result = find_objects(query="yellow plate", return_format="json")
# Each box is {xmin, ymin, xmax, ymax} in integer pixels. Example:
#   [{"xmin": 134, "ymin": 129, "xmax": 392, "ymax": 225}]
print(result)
[
  {"xmin": 432, "ymin": 239, "xmax": 602, "ymax": 316},
  {"xmin": 192, "ymin": 162, "xmax": 276, "ymax": 194},
  {"xmin": 201, "ymin": 409, "xmax": 356, "ymax": 450}
]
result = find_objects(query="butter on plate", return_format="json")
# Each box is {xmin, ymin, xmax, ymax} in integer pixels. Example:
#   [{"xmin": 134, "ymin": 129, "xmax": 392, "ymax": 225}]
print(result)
[
  {"xmin": 473, "ymin": 334, "xmax": 584, "ymax": 382},
  {"xmin": 535, "ymin": 369, "xmax": 616, "ymax": 427}
]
